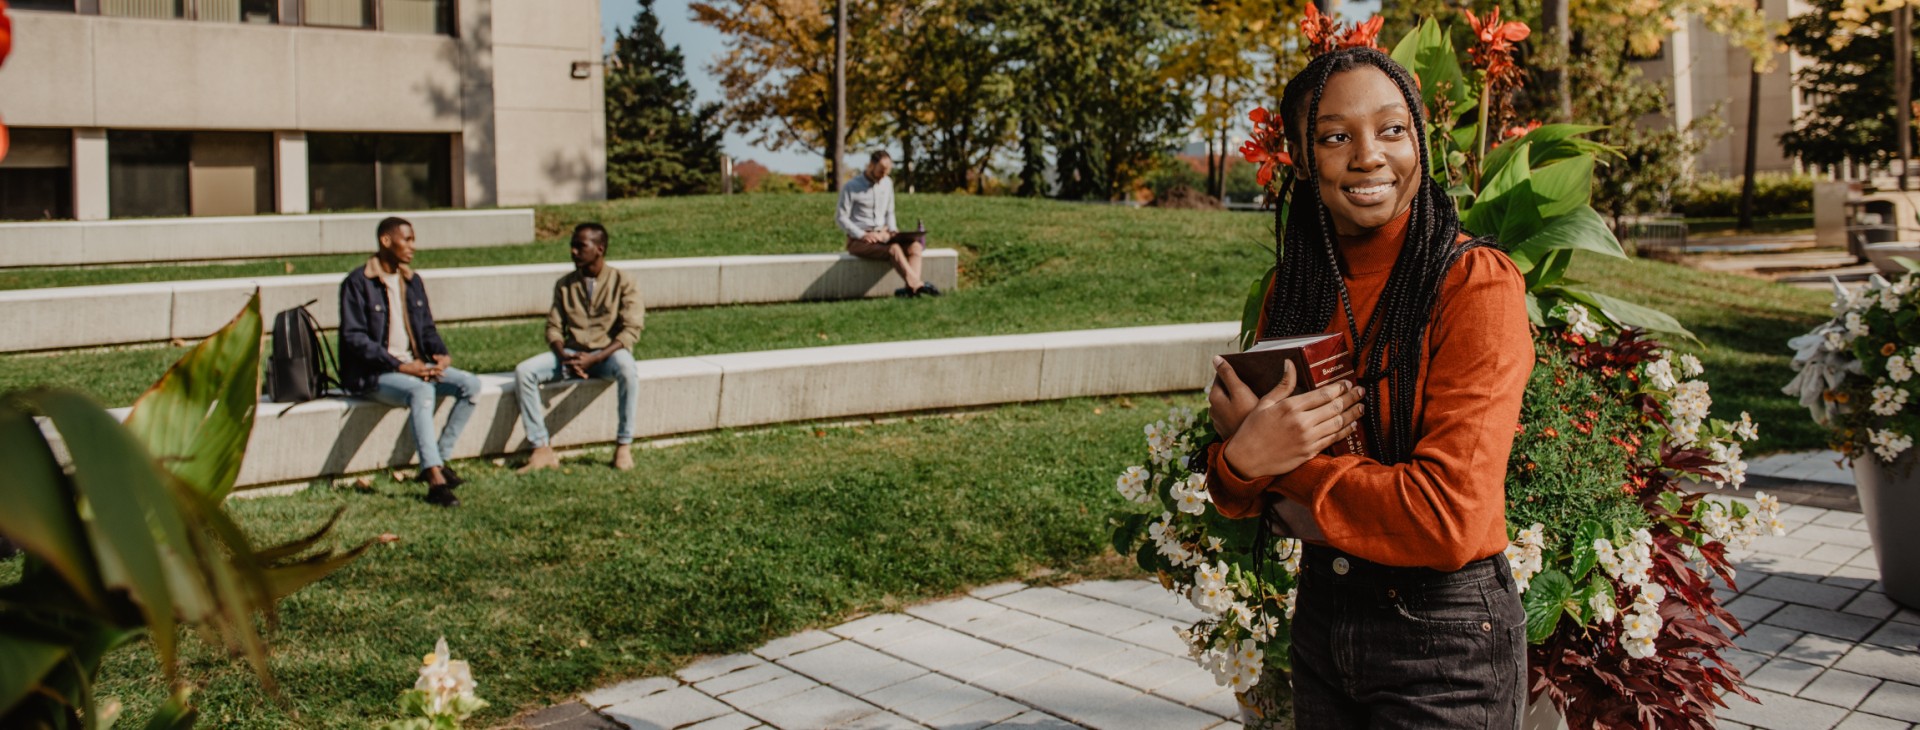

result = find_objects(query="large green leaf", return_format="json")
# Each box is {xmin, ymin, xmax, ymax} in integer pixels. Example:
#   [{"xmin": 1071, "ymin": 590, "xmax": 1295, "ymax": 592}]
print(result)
[
  {"xmin": 1391, "ymin": 17, "xmax": 1474, "ymax": 127},
  {"xmin": 123, "ymin": 292, "xmax": 263, "ymax": 500},
  {"xmin": 0, "ymin": 402, "xmax": 103, "ymax": 610},
  {"xmin": 142, "ymin": 687, "xmax": 198, "ymax": 730},
  {"xmin": 1480, "ymin": 124, "xmax": 1608, "ymax": 184},
  {"xmin": 0, "ymin": 633, "xmax": 67, "ymax": 716},
  {"xmin": 1239, "ymin": 267, "xmax": 1276, "ymax": 351},
  {"xmin": 1511, "ymin": 206, "xmax": 1627, "ymax": 265},
  {"xmin": 1570, "ymin": 520, "xmax": 1605, "ymax": 582},
  {"xmin": 1464, "ymin": 142, "xmax": 1538, "ymax": 240},
  {"xmin": 1527, "ymin": 156, "xmax": 1595, "ymax": 220},
  {"xmin": 1523, "ymin": 569, "xmax": 1576, "ymax": 643},
  {"xmin": 1554, "ymin": 286, "xmax": 1701, "ymax": 346}
]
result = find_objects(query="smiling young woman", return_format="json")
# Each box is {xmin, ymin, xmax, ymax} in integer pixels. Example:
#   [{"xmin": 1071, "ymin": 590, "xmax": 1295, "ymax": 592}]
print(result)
[{"xmin": 1204, "ymin": 48, "xmax": 1535, "ymax": 728}]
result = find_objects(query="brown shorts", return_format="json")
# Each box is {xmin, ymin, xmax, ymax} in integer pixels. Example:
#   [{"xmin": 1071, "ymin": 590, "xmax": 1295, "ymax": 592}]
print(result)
[{"xmin": 846, "ymin": 232, "xmax": 926, "ymax": 260}]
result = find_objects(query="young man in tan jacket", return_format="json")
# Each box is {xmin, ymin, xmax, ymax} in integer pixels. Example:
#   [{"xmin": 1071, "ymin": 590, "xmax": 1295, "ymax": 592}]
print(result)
[{"xmin": 513, "ymin": 223, "xmax": 646, "ymax": 471}]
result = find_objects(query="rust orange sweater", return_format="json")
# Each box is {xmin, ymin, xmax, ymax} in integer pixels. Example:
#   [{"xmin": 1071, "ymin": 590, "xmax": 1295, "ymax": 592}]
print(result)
[{"xmin": 1208, "ymin": 209, "xmax": 1533, "ymax": 571}]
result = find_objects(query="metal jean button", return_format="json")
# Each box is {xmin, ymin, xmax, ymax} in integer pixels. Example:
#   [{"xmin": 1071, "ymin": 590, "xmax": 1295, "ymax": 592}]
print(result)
[{"xmin": 1332, "ymin": 557, "xmax": 1350, "ymax": 575}]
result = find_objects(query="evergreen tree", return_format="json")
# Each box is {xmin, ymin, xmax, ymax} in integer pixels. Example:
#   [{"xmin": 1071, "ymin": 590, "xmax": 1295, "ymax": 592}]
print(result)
[
  {"xmin": 606, "ymin": 0, "xmax": 726, "ymax": 197},
  {"xmin": 1781, "ymin": 0, "xmax": 1920, "ymax": 171}
]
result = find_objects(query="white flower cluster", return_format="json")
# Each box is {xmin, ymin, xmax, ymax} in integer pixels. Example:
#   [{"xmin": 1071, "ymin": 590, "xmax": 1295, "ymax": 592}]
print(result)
[
  {"xmin": 1504, "ymin": 522, "xmax": 1547, "ymax": 592},
  {"xmin": 1871, "ymin": 428, "xmax": 1914, "ymax": 462},
  {"xmin": 1890, "ymin": 354, "xmax": 1914, "ymax": 384},
  {"xmin": 1144, "ymin": 407, "xmax": 1199, "ymax": 469},
  {"xmin": 1149, "ymin": 512, "xmax": 1203, "ymax": 568},
  {"xmin": 1190, "ymin": 560, "xmax": 1236, "ymax": 614},
  {"xmin": 1171, "ymin": 473, "xmax": 1212, "ymax": 515},
  {"xmin": 1562, "ymin": 302, "xmax": 1604, "ymax": 339},
  {"xmin": 1646, "ymin": 351, "xmax": 1756, "ymax": 487},
  {"xmin": 1696, "ymin": 492, "xmax": 1787, "ymax": 551},
  {"xmin": 1645, "ymin": 357, "xmax": 1677, "ymax": 390},
  {"xmin": 1791, "ymin": 275, "xmax": 1920, "ymax": 461},
  {"xmin": 1199, "ymin": 639, "xmax": 1266, "ymax": 693},
  {"xmin": 415, "ymin": 637, "xmax": 483, "ymax": 719},
  {"xmin": 1620, "ymin": 582, "xmax": 1668, "ymax": 659},
  {"xmin": 1590, "ymin": 529, "xmax": 1662, "ymax": 658},
  {"xmin": 1667, "ymin": 380, "xmax": 1712, "ymax": 447},
  {"xmin": 1114, "ymin": 465, "xmax": 1152, "ymax": 504},
  {"xmin": 1872, "ymin": 384, "xmax": 1910, "ymax": 416}
]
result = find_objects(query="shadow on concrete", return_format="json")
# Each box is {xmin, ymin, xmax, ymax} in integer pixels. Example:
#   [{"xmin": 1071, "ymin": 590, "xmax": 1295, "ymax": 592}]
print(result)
[{"xmin": 800, "ymin": 257, "xmax": 891, "ymax": 301}]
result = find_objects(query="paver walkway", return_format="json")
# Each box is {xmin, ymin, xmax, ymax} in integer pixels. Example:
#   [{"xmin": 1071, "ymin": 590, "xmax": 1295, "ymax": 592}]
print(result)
[{"xmin": 557, "ymin": 452, "xmax": 1920, "ymax": 730}]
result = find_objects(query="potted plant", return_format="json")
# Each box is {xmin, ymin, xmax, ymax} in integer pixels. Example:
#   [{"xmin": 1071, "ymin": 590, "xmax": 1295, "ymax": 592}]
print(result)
[
  {"xmin": 1787, "ymin": 272, "xmax": 1920, "ymax": 607},
  {"xmin": 1110, "ymin": 8, "xmax": 1783, "ymax": 729}
]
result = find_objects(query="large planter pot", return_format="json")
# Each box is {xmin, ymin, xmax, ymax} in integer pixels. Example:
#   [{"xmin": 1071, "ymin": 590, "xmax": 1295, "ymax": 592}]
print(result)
[
  {"xmin": 1236, "ymin": 666, "xmax": 1293, "ymax": 730},
  {"xmin": 1522, "ymin": 693, "xmax": 1568, "ymax": 730},
  {"xmin": 1852, "ymin": 454, "xmax": 1920, "ymax": 608}
]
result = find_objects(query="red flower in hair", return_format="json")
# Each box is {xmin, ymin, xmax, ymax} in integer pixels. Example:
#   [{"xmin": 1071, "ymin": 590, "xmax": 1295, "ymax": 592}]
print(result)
[
  {"xmin": 1300, "ymin": 2, "xmax": 1342, "ymax": 55},
  {"xmin": 1337, "ymin": 15, "xmax": 1384, "ymax": 50},
  {"xmin": 1239, "ymin": 107, "xmax": 1292, "ymax": 189}
]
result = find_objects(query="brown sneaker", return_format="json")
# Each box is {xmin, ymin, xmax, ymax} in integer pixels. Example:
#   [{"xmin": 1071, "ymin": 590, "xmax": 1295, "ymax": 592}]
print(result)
[
  {"xmin": 517, "ymin": 446, "xmax": 561, "ymax": 474},
  {"xmin": 612, "ymin": 444, "xmax": 634, "ymax": 471}
]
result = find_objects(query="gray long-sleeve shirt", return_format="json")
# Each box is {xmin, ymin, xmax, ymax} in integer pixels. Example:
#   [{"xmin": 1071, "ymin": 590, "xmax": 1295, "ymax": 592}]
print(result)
[{"xmin": 835, "ymin": 173, "xmax": 896, "ymax": 238}]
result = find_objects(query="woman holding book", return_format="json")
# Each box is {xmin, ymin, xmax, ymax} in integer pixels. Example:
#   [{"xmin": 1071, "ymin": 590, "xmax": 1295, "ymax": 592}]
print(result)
[{"xmin": 1204, "ymin": 46, "xmax": 1533, "ymax": 728}]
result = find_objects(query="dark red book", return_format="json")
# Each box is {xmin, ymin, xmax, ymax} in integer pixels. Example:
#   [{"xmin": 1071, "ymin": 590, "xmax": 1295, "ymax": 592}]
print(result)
[{"xmin": 1220, "ymin": 332, "xmax": 1367, "ymax": 457}]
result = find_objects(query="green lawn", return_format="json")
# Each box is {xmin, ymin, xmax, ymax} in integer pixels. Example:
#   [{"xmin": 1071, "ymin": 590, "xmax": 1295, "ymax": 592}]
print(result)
[
  {"xmin": 0, "ymin": 194, "xmax": 1832, "ymax": 452},
  {"xmin": 84, "ymin": 396, "xmax": 1165, "ymax": 728}
]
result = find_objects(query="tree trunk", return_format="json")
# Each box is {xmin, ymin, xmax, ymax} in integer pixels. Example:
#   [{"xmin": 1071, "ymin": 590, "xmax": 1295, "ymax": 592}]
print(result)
[
  {"xmin": 1738, "ymin": 0, "xmax": 1764, "ymax": 232},
  {"xmin": 830, "ymin": 0, "xmax": 848, "ymax": 191},
  {"xmin": 1541, "ymin": 0, "xmax": 1572, "ymax": 120},
  {"xmin": 1900, "ymin": 4, "xmax": 1913, "ymax": 191}
]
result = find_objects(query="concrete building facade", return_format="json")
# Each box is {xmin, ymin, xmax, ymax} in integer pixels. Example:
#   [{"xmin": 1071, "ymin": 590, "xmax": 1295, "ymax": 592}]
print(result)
[
  {"xmin": 0, "ymin": 0, "xmax": 607, "ymax": 221},
  {"xmin": 1634, "ymin": 0, "xmax": 1814, "ymax": 177}
]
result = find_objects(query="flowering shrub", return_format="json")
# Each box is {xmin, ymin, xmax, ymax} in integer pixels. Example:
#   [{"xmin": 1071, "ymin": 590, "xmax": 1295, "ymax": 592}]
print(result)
[
  {"xmin": 1788, "ymin": 273, "xmax": 1920, "ymax": 463},
  {"xmin": 378, "ymin": 637, "xmax": 489, "ymax": 730}
]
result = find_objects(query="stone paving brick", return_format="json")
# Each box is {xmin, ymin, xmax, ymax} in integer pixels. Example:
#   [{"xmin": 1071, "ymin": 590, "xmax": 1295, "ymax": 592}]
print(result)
[
  {"xmin": 1727, "ymin": 649, "xmax": 1769, "ymax": 676},
  {"xmin": 1059, "ymin": 580, "xmax": 1158, "ymax": 604},
  {"xmin": 1754, "ymin": 536, "xmax": 1834, "ymax": 560},
  {"xmin": 683, "ymin": 714, "xmax": 764, "ymax": 730},
  {"xmin": 1766, "ymin": 604, "xmax": 1885, "ymax": 641},
  {"xmin": 696, "ymin": 663, "xmax": 800, "ymax": 696},
  {"xmin": 1041, "ymin": 599, "xmax": 1161, "ymax": 637},
  {"xmin": 522, "ymin": 702, "xmax": 625, "ymax": 730},
  {"xmin": 1149, "ymin": 668, "xmax": 1235, "ymax": 713},
  {"xmin": 1751, "ymin": 576, "xmax": 1865, "ymax": 611},
  {"xmin": 862, "ymin": 672, "xmax": 1002, "ymax": 724},
  {"xmin": 1117, "ymin": 588, "xmax": 1209, "ymax": 624},
  {"xmin": 1744, "ymin": 555, "xmax": 1844, "ymax": 581},
  {"xmin": 1082, "ymin": 645, "xmax": 1182, "ymax": 682},
  {"xmin": 1185, "ymin": 688, "xmax": 1241, "ymax": 720},
  {"xmin": 1858, "ymin": 682, "xmax": 1920, "ymax": 723},
  {"xmin": 847, "ymin": 711, "xmax": 924, "ymax": 729},
  {"xmin": 584, "ymin": 677, "xmax": 681, "ymax": 709},
  {"xmin": 939, "ymin": 647, "xmax": 1057, "ymax": 686},
  {"xmin": 779, "ymin": 640, "xmax": 927, "ymax": 696},
  {"xmin": 1837, "ymin": 644, "xmax": 1920, "ymax": 686},
  {"xmin": 1736, "ymin": 623, "xmax": 1805, "ymax": 655},
  {"xmin": 1869, "ymin": 622, "xmax": 1920, "ymax": 652},
  {"xmin": 1815, "ymin": 511, "xmax": 1867, "ymax": 529},
  {"xmin": 1853, "ymin": 551, "xmax": 1884, "ymax": 569},
  {"xmin": 1897, "ymin": 609, "xmax": 1920, "ymax": 626},
  {"xmin": 1748, "ymin": 657, "xmax": 1826, "ymax": 694},
  {"xmin": 754, "ymin": 631, "xmax": 839, "ymax": 661},
  {"xmin": 1719, "ymin": 686, "xmax": 1850, "ymax": 729},
  {"xmin": 1111, "ymin": 618, "xmax": 1191, "ymax": 656},
  {"xmin": 831, "ymin": 613, "xmax": 917, "ymax": 640},
  {"xmin": 740, "ymin": 685, "xmax": 882, "ymax": 729},
  {"xmin": 1799, "ymin": 670, "xmax": 1882, "ymax": 710},
  {"xmin": 1793, "ymin": 524, "xmax": 1877, "ymax": 549},
  {"xmin": 1015, "ymin": 627, "xmax": 1136, "ymax": 669},
  {"xmin": 1783, "ymin": 633, "xmax": 1859, "ymax": 667},
  {"xmin": 999, "ymin": 669, "xmax": 1218, "ymax": 730},
  {"xmin": 1729, "ymin": 595, "xmax": 1789, "ymax": 625},
  {"xmin": 1828, "ymin": 571, "xmax": 1882, "ymax": 590},
  {"xmin": 1809, "ymin": 544, "xmax": 1868, "ymax": 566},
  {"xmin": 851, "ymin": 618, "xmax": 946, "ymax": 651},
  {"xmin": 1847, "ymin": 592, "xmax": 1902, "ymax": 620},
  {"xmin": 991, "ymin": 588, "xmax": 1103, "ymax": 618},
  {"xmin": 604, "ymin": 687, "xmax": 734, "ymax": 730},
  {"xmin": 716, "ymin": 673, "xmax": 820, "ymax": 710},
  {"xmin": 965, "ymin": 653, "xmax": 1072, "ymax": 696},
  {"xmin": 970, "ymin": 582, "xmax": 1028, "ymax": 600},
  {"xmin": 952, "ymin": 610, "xmax": 1070, "ymax": 649},
  {"xmin": 905, "ymin": 597, "xmax": 1009, "ymax": 629},
  {"xmin": 875, "ymin": 626, "xmax": 1004, "ymax": 671},
  {"xmin": 1833, "ymin": 712, "xmax": 1911, "ymax": 730},
  {"xmin": 679, "ymin": 655, "xmax": 767, "ymax": 683},
  {"xmin": 1111, "ymin": 655, "xmax": 1204, "ymax": 692},
  {"xmin": 922, "ymin": 696, "xmax": 1030, "ymax": 730},
  {"xmin": 982, "ymin": 710, "xmax": 1078, "ymax": 729}
]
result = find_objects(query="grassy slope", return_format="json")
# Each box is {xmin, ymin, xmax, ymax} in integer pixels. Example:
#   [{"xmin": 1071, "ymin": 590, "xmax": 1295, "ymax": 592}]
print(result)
[
  {"xmin": 91, "ymin": 396, "xmax": 1165, "ymax": 727},
  {"xmin": 0, "ymin": 194, "xmax": 1829, "ymax": 451}
]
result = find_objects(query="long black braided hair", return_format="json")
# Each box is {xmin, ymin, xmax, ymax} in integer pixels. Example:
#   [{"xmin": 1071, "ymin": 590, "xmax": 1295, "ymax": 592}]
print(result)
[{"xmin": 1263, "ymin": 47, "xmax": 1499, "ymax": 466}]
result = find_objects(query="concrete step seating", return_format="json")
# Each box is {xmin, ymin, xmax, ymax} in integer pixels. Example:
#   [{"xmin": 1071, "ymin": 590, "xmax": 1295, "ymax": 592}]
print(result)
[
  {"xmin": 0, "ymin": 208, "xmax": 535, "ymax": 268},
  {"xmin": 89, "ymin": 322, "xmax": 1234, "ymax": 490},
  {"xmin": 0, "ymin": 250, "xmax": 960, "ymax": 353}
]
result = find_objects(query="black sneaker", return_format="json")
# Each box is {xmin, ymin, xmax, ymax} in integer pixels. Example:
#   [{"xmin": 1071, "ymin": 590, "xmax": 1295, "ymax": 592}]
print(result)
[
  {"xmin": 893, "ymin": 286, "xmax": 919, "ymax": 298},
  {"xmin": 917, "ymin": 282, "xmax": 942, "ymax": 297},
  {"xmin": 416, "ymin": 467, "xmax": 464, "ymax": 490},
  {"xmin": 425, "ymin": 484, "xmax": 460, "ymax": 507}
]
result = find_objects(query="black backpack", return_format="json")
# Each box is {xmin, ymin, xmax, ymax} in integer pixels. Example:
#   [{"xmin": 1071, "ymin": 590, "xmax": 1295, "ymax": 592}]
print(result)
[{"xmin": 268, "ymin": 300, "xmax": 339, "ymax": 403}]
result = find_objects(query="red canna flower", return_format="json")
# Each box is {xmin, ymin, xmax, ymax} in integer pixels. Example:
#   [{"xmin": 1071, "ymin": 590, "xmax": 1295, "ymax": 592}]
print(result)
[
  {"xmin": 1337, "ymin": 15, "xmax": 1384, "ymax": 50},
  {"xmin": 1300, "ymin": 2, "xmax": 1342, "ymax": 56},
  {"xmin": 1503, "ymin": 120, "xmax": 1542, "ymax": 140},
  {"xmin": 1239, "ymin": 107, "xmax": 1292, "ymax": 189},
  {"xmin": 1463, "ymin": 7, "xmax": 1530, "ymax": 85}
]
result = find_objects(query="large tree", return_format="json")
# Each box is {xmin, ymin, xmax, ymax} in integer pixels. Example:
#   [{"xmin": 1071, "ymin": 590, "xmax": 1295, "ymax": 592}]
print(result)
[
  {"xmin": 882, "ymin": 0, "xmax": 1020, "ymax": 193},
  {"xmin": 1781, "ymin": 0, "xmax": 1920, "ymax": 171},
  {"xmin": 605, "ymin": 0, "xmax": 726, "ymax": 197},
  {"xmin": 1163, "ymin": 0, "xmax": 1306, "ymax": 201}
]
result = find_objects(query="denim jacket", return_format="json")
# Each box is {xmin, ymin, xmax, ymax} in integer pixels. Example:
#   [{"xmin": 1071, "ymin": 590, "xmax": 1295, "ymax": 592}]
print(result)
[{"xmin": 337, "ymin": 257, "xmax": 449, "ymax": 393}]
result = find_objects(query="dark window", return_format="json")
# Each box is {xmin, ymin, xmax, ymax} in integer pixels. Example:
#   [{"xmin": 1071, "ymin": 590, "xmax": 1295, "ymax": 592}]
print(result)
[
  {"xmin": 302, "ymin": 0, "xmax": 373, "ymax": 28},
  {"xmin": 0, "ymin": 129, "xmax": 74, "ymax": 221},
  {"xmin": 10, "ymin": 0, "xmax": 79, "ymax": 11},
  {"xmin": 309, "ymin": 133, "xmax": 452, "ymax": 212},
  {"xmin": 100, "ymin": 0, "xmax": 184, "ymax": 18},
  {"xmin": 108, "ymin": 130, "xmax": 191, "ymax": 218}
]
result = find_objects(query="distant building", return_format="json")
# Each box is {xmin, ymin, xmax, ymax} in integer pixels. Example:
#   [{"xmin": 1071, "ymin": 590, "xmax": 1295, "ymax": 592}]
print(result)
[
  {"xmin": 0, "ymin": 0, "xmax": 607, "ymax": 221},
  {"xmin": 1633, "ymin": 0, "xmax": 1813, "ymax": 178}
]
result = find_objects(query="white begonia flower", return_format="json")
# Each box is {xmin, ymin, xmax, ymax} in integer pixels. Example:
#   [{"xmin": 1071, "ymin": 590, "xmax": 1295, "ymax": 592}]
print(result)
[
  {"xmin": 1636, "ymin": 582, "xmax": 1667, "ymax": 611},
  {"xmin": 1871, "ymin": 428, "xmax": 1915, "ymax": 462},
  {"xmin": 1169, "ymin": 406, "xmax": 1197, "ymax": 431},
  {"xmin": 1189, "ymin": 561, "xmax": 1234, "ymax": 615},
  {"xmin": 1732, "ymin": 411, "xmax": 1759, "ymax": 441},
  {"xmin": 416, "ymin": 637, "xmax": 480, "ymax": 718},
  {"xmin": 1624, "ymin": 635, "xmax": 1658, "ymax": 659},
  {"xmin": 1756, "ymin": 492, "xmax": 1780, "ymax": 515},
  {"xmin": 1707, "ymin": 441, "xmax": 1749, "ymax": 488},
  {"xmin": 1593, "ymin": 538, "xmax": 1620, "ymax": 573},
  {"xmin": 1622, "ymin": 610, "xmax": 1663, "ymax": 641},
  {"xmin": 1700, "ymin": 507, "xmax": 1731, "ymax": 541},
  {"xmin": 1589, "ymin": 590, "xmax": 1618, "ymax": 624},
  {"xmin": 1172, "ymin": 473, "xmax": 1212, "ymax": 515},
  {"xmin": 1115, "ymin": 466, "xmax": 1152, "ymax": 504},
  {"xmin": 1877, "ymin": 274, "xmax": 1905, "ymax": 311},
  {"xmin": 1645, "ymin": 358, "xmax": 1678, "ymax": 391},
  {"xmin": 1207, "ymin": 536, "xmax": 1225, "ymax": 553},
  {"xmin": 1284, "ymin": 587, "xmax": 1298, "ymax": 620},
  {"xmin": 1846, "ymin": 311, "xmax": 1870, "ymax": 340},
  {"xmin": 1872, "ymin": 385, "xmax": 1910, "ymax": 416},
  {"xmin": 1564, "ymin": 302, "xmax": 1604, "ymax": 339},
  {"xmin": 1891, "ymin": 355, "xmax": 1914, "ymax": 384},
  {"xmin": 1671, "ymin": 381, "xmax": 1712, "ymax": 422},
  {"xmin": 1678, "ymin": 354, "xmax": 1704, "ymax": 378},
  {"xmin": 1825, "ymin": 330, "xmax": 1848, "ymax": 352}
]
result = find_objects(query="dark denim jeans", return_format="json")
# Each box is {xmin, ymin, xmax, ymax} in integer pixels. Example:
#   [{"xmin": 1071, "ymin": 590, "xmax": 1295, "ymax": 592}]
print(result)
[{"xmin": 1290, "ymin": 545, "xmax": 1526, "ymax": 729}]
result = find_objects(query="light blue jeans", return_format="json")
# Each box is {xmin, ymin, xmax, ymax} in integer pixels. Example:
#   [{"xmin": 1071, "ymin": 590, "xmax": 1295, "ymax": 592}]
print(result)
[
  {"xmin": 514, "ymin": 348, "xmax": 640, "ymax": 446},
  {"xmin": 365, "ymin": 367, "xmax": 482, "ymax": 470}
]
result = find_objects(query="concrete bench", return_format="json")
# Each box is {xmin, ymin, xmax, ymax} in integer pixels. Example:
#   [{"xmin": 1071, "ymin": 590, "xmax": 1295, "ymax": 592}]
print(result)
[
  {"xmin": 0, "ymin": 250, "xmax": 960, "ymax": 353},
  {"xmin": 77, "ymin": 322, "xmax": 1236, "ymax": 489},
  {"xmin": 0, "ymin": 209, "xmax": 535, "ymax": 268}
]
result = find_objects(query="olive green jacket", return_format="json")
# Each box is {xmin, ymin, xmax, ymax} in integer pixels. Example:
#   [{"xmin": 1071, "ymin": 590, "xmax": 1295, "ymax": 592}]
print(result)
[{"xmin": 546, "ymin": 266, "xmax": 644, "ymax": 352}]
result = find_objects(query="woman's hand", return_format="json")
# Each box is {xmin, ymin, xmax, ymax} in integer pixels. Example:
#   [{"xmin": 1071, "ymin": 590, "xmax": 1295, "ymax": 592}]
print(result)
[
  {"xmin": 1208, "ymin": 355, "xmax": 1262, "ymax": 438},
  {"xmin": 1218, "ymin": 358, "xmax": 1365, "ymax": 478}
]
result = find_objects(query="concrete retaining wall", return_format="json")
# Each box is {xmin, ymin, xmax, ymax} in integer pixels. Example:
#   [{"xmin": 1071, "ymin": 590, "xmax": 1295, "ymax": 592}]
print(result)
[
  {"xmin": 69, "ymin": 322, "xmax": 1235, "ymax": 489},
  {"xmin": 0, "ymin": 209, "xmax": 535, "ymax": 268},
  {"xmin": 0, "ymin": 250, "xmax": 960, "ymax": 353}
]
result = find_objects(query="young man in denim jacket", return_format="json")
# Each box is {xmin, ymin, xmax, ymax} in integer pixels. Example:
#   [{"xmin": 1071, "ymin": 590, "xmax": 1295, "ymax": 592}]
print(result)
[{"xmin": 338, "ymin": 217, "xmax": 481, "ymax": 507}]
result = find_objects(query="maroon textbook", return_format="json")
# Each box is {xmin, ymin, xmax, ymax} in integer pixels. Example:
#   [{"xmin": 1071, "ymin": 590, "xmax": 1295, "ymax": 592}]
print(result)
[{"xmin": 1220, "ymin": 332, "xmax": 1367, "ymax": 457}]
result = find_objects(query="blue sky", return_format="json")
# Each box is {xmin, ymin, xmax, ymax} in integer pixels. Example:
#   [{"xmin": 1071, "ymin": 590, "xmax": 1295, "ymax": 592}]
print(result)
[{"xmin": 601, "ymin": 0, "xmax": 1383, "ymax": 175}]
